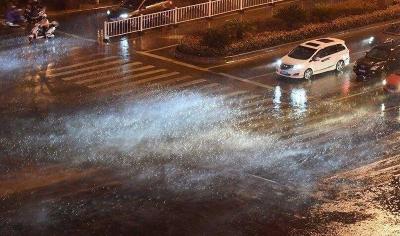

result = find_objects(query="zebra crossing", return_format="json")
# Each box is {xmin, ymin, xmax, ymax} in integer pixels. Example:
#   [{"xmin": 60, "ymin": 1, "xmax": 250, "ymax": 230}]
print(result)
[
  {"xmin": 45, "ymin": 53, "xmax": 308, "ymax": 133},
  {"xmin": 43, "ymin": 52, "xmax": 400, "ymax": 141}
]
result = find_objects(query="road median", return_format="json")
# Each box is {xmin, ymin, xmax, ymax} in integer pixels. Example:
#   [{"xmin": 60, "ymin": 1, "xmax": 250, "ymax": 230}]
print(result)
[{"xmin": 176, "ymin": 3, "xmax": 400, "ymax": 64}]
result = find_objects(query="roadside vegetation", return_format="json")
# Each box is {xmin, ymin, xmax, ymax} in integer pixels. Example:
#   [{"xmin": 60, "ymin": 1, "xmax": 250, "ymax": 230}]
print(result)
[{"xmin": 177, "ymin": 0, "xmax": 398, "ymax": 57}]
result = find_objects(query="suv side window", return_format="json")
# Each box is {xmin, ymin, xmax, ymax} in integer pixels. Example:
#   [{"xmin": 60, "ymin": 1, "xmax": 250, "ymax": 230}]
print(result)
[
  {"xmin": 316, "ymin": 48, "xmax": 328, "ymax": 58},
  {"xmin": 336, "ymin": 44, "xmax": 346, "ymax": 52},
  {"xmin": 326, "ymin": 45, "xmax": 338, "ymax": 55}
]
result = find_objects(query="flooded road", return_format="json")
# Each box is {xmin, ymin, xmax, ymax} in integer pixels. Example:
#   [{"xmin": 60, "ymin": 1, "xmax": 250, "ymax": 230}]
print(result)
[
  {"xmin": 1, "ymin": 87, "xmax": 400, "ymax": 235},
  {"xmin": 1, "ymin": 10, "xmax": 400, "ymax": 236}
]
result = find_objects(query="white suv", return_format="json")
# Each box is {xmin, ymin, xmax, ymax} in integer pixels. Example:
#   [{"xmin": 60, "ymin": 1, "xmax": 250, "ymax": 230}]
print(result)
[{"xmin": 276, "ymin": 38, "xmax": 350, "ymax": 80}]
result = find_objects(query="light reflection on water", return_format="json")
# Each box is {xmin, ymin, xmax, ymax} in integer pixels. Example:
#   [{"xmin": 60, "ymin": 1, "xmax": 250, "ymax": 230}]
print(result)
[
  {"xmin": 290, "ymin": 88, "xmax": 308, "ymax": 118},
  {"xmin": 0, "ymin": 91, "xmax": 389, "ymax": 191}
]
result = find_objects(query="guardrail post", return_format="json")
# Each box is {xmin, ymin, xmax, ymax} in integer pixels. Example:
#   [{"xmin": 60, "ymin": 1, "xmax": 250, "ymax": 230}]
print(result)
[
  {"xmin": 174, "ymin": 7, "xmax": 178, "ymax": 26},
  {"xmin": 240, "ymin": 0, "xmax": 244, "ymax": 11},
  {"xmin": 103, "ymin": 21, "xmax": 110, "ymax": 43},
  {"xmin": 208, "ymin": 0, "xmax": 212, "ymax": 18},
  {"xmin": 139, "ymin": 14, "xmax": 144, "ymax": 34},
  {"xmin": 208, "ymin": 0, "xmax": 213, "ymax": 18}
]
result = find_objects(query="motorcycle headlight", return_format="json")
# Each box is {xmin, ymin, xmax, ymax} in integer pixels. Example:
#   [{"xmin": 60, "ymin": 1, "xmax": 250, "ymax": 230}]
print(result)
[
  {"xmin": 382, "ymin": 79, "xmax": 387, "ymax": 86},
  {"xmin": 107, "ymin": 10, "xmax": 110, "ymax": 15},
  {"xmin": 120, "ymin": 13, "xmax": 129, "ymax": 19}
]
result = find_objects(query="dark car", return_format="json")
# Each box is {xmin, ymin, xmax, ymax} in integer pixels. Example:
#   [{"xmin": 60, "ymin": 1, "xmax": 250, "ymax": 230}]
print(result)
[
  {"xmin": 367, "ymin": 23, "xmax": 400, "ymax": 46},
  {"xmin": 354, "ymin": 40, "xmax": 400, "ymax": 79},
  {"xmin": 106, "ymin": 0, "xmax": 174, "ymax": 21}
]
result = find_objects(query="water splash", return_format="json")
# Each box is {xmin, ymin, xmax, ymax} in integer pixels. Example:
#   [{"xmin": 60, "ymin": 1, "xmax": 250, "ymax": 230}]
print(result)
[{"xmin": 0, "ymin": 91, "xmax": 390, "ymax": 192}]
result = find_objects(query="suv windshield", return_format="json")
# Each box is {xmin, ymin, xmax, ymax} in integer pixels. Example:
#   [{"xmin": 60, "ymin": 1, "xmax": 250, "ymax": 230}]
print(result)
[
  {"xmin": 366, "ymin": 48, "xmax": 390, "ymax": 60},
  {"xmin": 288, "ymin": 46, "xmax": 317, "ymax": 60},
  {"xmin": 121, "ymin": 0, "xmax": 142, "ymax": 9}
]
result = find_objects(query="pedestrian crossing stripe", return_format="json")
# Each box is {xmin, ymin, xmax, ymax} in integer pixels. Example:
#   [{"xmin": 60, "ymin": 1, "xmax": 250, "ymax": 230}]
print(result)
[
  {"xmin": 110, "ymin": 74, "xmax": 191, "ymax": 96},
  {"xmin": 48, "ymin": 58, "xmax": 124, "ymax": 78},
  {"xmin": 133, "ymin": 71, "xmax": 180, "ymax": 85},
  {"xmin": 197, "ymin": 83, "xmax": 221, "ymax": 91},
  {"xmin": 169, "ymin": 79, "xmax": 207, "ymax": 89},
  {"xmin": 223, "ymin": 90, "xmax": 249, "ymax": 99},
  {"xmin": 48, "ymin": 54, "xmax": 114, "ymax": 73},
  {"xmin": 99, "ymin": 71, "xmax": 180, "ymax": 93},
  {"xmin": 60, "ymin": 61, "xmax": 142, "ymax": 81},
  {"xmin": 202, "ymin": 86, "xmax": 232, "ymax": 95},
  {"xmin": 88, "ymin": 69, "xmax": 167, "ymax": 89},
  {"xmin": 76, "ymin": 65, "xmax": 154, "ymax": 85},
  {"xmin": 130, "ymin": 78, "xmax": 207, "ymax": 99},
  {"xmin": 150, "ymin": 75, "xmax": 193, "ymax": 87}
]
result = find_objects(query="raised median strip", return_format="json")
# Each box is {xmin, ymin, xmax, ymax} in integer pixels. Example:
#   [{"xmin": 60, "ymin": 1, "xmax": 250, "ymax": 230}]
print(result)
[{"xmin": 176, "ymin": 3, "xmax": 400, "ymax": 63}]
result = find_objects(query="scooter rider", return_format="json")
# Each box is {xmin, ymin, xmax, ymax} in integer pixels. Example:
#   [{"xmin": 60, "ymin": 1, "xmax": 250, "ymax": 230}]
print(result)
[
  {"xmin": 29, "ymin": 13, "xmax": 49, "ymax": 42},
  {"xmin": 25, "ymin": 0, "xmax": 45, "ymax": 24}
]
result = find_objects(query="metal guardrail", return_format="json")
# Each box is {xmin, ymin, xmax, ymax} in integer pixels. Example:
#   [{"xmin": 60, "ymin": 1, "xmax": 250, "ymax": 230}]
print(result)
[{"xmin": 104, "ymin": 0, "xmax": 283, "ymax": 39}]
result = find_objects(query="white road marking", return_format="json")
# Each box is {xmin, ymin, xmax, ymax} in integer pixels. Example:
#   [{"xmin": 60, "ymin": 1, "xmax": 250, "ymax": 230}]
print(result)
[
  {"xmin": 149, "ymin": 75, "xmax": 193, "ymax": 87},
  {"xmin": 133, "ymin": 71, "xmax": 181, "ymax": 85},
  {"xmin": 101, "ymin": 71, "xmax": 180, "ymax": 93},
  {"xmin": 170, "ymin": 79, "xmax": 207, "ymax": 89},
  {"xmin": 89, "ymin": 69, "xmax": 167, "ymax": 89},
  {"xmin": 223, "ymin": 90, "xmax": 249, "ymax": 99},
  {"xmin": 144, "ymin": 44, "xmax": 179, "ymax": 53},
  {"xmin": 62, "ymin": 61, "xmax": 142, "ymax": 81},
  {"xmin": 115, "ymin": 75, "xmax": 193, "ymax": 97},
  {"xmin": 51, "ymin": 59, "xmax": 126, "ymax": 78},
  {"xmin": 197, "ymin": 83, "xmax": 221, "ymax": 91},
  {"xmin": 76, "ymin": 64, "xmax": 153, "ymax": 84},
  {"xmin": 202, "ymin": 86, "xmax": 232, "ymax": 95},
  {"xmin": 48, "ymin": 55, "xmax": 115, "ymax": 73}
]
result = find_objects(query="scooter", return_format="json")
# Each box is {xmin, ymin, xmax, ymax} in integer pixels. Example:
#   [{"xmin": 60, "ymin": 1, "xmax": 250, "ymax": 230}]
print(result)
[{"xmin": 28, "ymin": 20, "xmax": 59, "ymax": 43}]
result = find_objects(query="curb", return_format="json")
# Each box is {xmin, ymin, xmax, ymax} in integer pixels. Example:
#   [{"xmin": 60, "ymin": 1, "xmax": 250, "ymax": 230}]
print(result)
[{"xmin": 175, "ymin": 18, "xmax": 400, "ymax": 65}]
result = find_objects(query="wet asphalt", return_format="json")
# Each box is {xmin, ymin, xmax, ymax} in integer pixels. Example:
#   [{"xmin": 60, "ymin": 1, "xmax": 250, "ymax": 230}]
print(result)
[{"xmin": 1, "ymin": 7, "xmax": 400, "ymax": 236}]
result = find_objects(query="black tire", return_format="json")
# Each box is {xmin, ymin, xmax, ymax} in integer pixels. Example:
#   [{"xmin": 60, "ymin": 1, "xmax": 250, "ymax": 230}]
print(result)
[
  {"xmin": 336, "ymin": 60, "xmax": 345, "ymax": 72},
  {"xmin": 304, "ymin": 69, "xmax": 313, "ymax": 80}
]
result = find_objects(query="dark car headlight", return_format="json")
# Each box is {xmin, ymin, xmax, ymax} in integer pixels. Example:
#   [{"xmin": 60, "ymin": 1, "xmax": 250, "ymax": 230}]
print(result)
[{"xmin": 119, "ymin": 13, "xmax": 129, "ymax": 19}]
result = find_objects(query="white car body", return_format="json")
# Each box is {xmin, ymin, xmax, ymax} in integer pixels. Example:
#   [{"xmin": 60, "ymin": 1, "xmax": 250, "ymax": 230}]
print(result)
[{"xmin": 276, "ymin": 38, "xmax": 350, "ymax": 79}]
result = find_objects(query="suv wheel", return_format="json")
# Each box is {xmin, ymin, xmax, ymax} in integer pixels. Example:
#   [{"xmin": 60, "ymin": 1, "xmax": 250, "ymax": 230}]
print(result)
[
  {"xmin": 304, "ymin": 69, "xmax": 313, "ymax": 80},
  {"xmin": 336, "ymin": 60, "xmax": 345, "ymax": 72}
]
